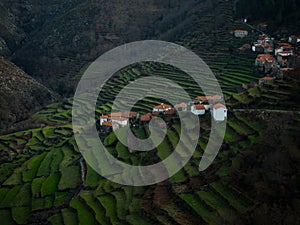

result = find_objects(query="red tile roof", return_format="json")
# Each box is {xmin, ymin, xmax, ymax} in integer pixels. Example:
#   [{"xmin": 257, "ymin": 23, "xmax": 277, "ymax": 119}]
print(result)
[
  {"xmin": 122, "ymin": 111, "xmax": 138, "ymax": 118},
  {"xmin": 259, "ymin": 76, "xmax": 275, "ymax": 81},
  {"xmin": 194, "ymin": 104, "xmax": 205, "ymax": 110},
  {"xmin": 100, "ymin": 115, "xmax": 109, "ymax": 119},
  {"xmin": 206, "ymin": 95, "xmax": 222, "ymax": 101},
  {"xmin": 109, "ymin": 112, "xmax": 123, "ymax": 117},
  {"xmin": 213, "ymin": 103, "xmax": 227, "ymax": 109},
  {"xmin": 153, "ymin": 103, "xmax": 173, "ymax": 110},
  {"xmin": 256, "ymin": 54, "xmax": 275, "ymax": 63},
  {"xmin": 234, "ymin": 30, "xmax": 247, "ymax": 33},
  {"xmin": 259, "ymin": 23, "xmax": 268, "ymax": 27},
  {"xmin": 140, "ymin": 113, "xmax": 152, "ymax": 122},
  {"xmin": 165, "ymin": 108, "xmax": 176, "ymax": 115},
  {"xmin": 110, "ymin": 117, "xmax": 128, "ymax": 121},
  {"xmin": 175, "ymin": 103, "xmax": 187, "ymax": 108},
  {"xmin": 196, "ymin": 96, "xmax": 207, "ymax": 102},
  {"xmin": 102, "ymin": 121, "xmax": 114, "ymax": 127}
]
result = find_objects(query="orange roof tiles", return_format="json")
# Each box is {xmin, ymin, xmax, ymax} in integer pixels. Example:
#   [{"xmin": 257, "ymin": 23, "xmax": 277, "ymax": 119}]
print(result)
[
  {"xmin": 102, "ymin": 121, "xmax": 114, "ymax": 127},
  {"xmin": 153, "ymin": 103, "xmax": 173, "ymax": 110},
  {"xmin": 206, "ymin": 95, "xmax": 222, "ymax": 101},
  {"xmin": 110, "ymin": 117, "xmax": 128, "ymax": 121},
  {"xmin": 122, "ymin": 111, "xmax": 138, "ymax": 118},
  {"xmin": 259, "ymin": 76, "xmax": 275, "ymax": 81},
  {"xmin": 165, "ymin": 108, "xmax": 176, "ymax": 115},
  {"xmin": 213, "ymin": 103, "xmax": 227, "ymax": 109},
  {"xmin": 194, "ymin": 104, "xmax": 205, "ymax": 110},
  {"xmin": 109, "ymin": 112, "xmax": 123, "ymax": 117},
  {"xmin": 234, "ymin": 30, "xmax": 247, "ymax": 33},
  {"xmin": 256, "ymin": 54, "xmax": 275, "ymax": 63},
  {"xmin": 259, "ymin": 23, "xmax": 268, "ymax": 27},
  {"xmin": 196, "ymin": 96, "xmax": 207, "ymax": 102},
  {"xmin": 175, "ymin": 103, "xmax": 187, "ymax": 108},
  {"xmin": 140, "ymin": 113, "xmax": 152, "ymax": 122}
]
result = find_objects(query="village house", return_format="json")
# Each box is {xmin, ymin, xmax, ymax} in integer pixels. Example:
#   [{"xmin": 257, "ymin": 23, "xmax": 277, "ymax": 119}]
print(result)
[
  {"xmin": 255, "ymin": 54, "xmax": 276, "ymax": 73},
  {"xmin": 99, "ymin": 111, "xmax": 138, "ymax": 128},
  {"xmin": 191, "ymin": 104, "xmax": 206, "ymax": 115},
  {"xmin": 100, "ymin": 115, "xmax": 109, "ymax": 126},
  {"xmin": 237, "ymin": 43, "xmax": 251, "ymax": 53},
  {"xmin": 288, "ymin": 35, "xmax": 300, "ymax": 45},
  {"xmin": 140, "ymin": 113, "xmax": 152, "ymax": 123},
  {"xmin": 193, "ymin": 95, "xmax": 222, "ymax": 105},
  {"xmin": 164, "ymin": 108, "xmax": 176, "ymax": 115},
  {"xmin": 110, "ymin": 116, "xmax": 129, "ymax": 127},
  {"xmin": 275, "ymin": 43, "xmax": 293, "ymax": 55},
  {"xmin": 193, "ymin": 96, "xmax": 208, "ymax": 104},
  {"xmin": 277, "ymin": 50, "xmax": 294, "ymax": 65},
  {"xmin": 252, "ymin": 36, "xmax": 274, "ymax": 53},
  {"xmin": 206, "ymin": 95, "xmax": 223, "ymax": 104},
  {"xmin": 212, "ymin": 103, "xmax": 227, "ymax": 122},
  {"xmin": 278, "ymin": 68, "xmax": 294, "ymax": 79},
  {"xmin": 258, "ymin": 23, "xmax": 268, "ymax": 31},
  {"xmin": 174, "ymin": 103, "xmax": 187, "ymax": 111},
  {"xmin": 152, "ymin": 103, "xmax": 173, "ymax": 114},
  {"xmin": 259, "ymin": 76, "xmax": 275, "ymax": 85},
  {"xmin": 234, "ymin": 30, "xmax": 248, "ymax": 38}
]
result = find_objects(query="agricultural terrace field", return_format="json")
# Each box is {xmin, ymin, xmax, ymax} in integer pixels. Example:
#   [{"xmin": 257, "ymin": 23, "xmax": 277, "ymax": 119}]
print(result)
[{"xmin": 0, "ymin": 112, "xmax": 260, "ymax": 224}]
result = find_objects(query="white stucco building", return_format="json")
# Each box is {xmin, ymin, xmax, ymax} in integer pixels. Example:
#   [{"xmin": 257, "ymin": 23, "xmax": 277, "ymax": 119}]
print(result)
[
  {"xmin": 234, "ymin": 30, "xmax": 248, "ymax": 38},
  {"xmin": 153, "ymin": 103, "xmax": 173, "ymax": 113},
  {"xmin": 212, "ymin": 103, "xmax": 227, "ymax": 121},
  {"xmin": 191, "ymin": 104, "xmax": 206, "ymax": 115},
  {"xmin": 174, "ymin": 103, "xmax": 187, "ymax": 112}
]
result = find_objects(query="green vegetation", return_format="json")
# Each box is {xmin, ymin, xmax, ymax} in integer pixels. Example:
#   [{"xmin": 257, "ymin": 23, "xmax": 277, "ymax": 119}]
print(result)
[
  {"xmin": 41, "ymin": 173, "xmax": 60, "ymax": 197},
  {"xmin": 58, "ymin": 166, "xmax": 81, "ymax": 190}
]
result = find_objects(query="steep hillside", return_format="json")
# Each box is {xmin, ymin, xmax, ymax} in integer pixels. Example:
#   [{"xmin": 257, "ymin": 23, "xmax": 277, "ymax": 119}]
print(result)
[
  {"xmin": 0, "ymin": 56, "xmax": 56, "ymax": 132},
  {"xmin": 235, "ymin": 0, "xmax": 300, "ymax": 32},
  {"xmin": 3, "ymin": 0, "xmax": 207, "ymax": 95}
]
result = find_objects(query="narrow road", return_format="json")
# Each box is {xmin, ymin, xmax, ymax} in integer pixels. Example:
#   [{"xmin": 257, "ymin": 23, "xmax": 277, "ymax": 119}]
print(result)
[
  {"xmin": 79, "ymin": 157, "xmax": 86, "ymax": 184},
  {"xmin": 232, "ymin": 108, "xmax": 300, "ymax": 114}
]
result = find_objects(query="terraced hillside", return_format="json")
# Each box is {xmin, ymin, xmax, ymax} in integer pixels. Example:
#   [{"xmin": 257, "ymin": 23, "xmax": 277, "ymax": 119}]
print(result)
[
  {"xmin": 1, "ymin": 1, "xmax": 300, "ymax": 224},
  {"xmin": 2, "ymin": 53, "xmax": 300, "ymax": 224}
]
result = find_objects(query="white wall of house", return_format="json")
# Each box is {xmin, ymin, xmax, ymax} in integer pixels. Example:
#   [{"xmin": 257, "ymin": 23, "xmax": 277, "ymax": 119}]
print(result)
[
  {"xmin": 191, "ymin": 105, "xmax": 205, "ymax": 115},
  {"xmin": 153, "ymin": 108, "xmax": 165, "ymax": 113},
  {"xmin": 213, "ymin": 107, "xmax": 227, "ymax": 121},
  {"xmin": 100, "ymin": 118, "xmax": 108, "ymax": 126},
  {"xmin": 234, "ymin": 31, "xmax": 248, "ymax": 38},
  {"xmin": 111, "ymin": 119, "xmax": 128, "ymax": 127}
]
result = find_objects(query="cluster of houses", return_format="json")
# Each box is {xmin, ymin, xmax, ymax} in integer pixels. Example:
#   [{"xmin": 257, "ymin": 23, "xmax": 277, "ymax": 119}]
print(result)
[
  {"xmin": 234, "ymin": 22, "xmax": 299, "ymax": 85},
  {"xmin": 253, "ymin": 33, "xmax": 299, "ymax": 84},
  {"xmin": 99, "ymin": 95, "xmax": 227, "ymax": 129}
]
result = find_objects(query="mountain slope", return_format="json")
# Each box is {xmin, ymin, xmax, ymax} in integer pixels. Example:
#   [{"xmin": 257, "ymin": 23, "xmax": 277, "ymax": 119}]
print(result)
[
  {"xmin": 0, "ymin": 56, "xmax": 56, "ymax": 132},
  {"xmin": 6, "ymin": 0, "xmax": 212, "ymax": 95}
]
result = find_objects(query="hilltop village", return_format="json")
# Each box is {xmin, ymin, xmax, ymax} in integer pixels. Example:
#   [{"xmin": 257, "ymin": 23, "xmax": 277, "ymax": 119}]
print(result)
[
  {"xmin": 234, "ymin": 22, "xmax": 300, "ymax": 87},
  {"xmin": 98, "ymin": 23, "xmax": 300, "ymax": 131},
  {"xmin": 99, "ymin": 95, "xmax": 227, "ymax": 130}
]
